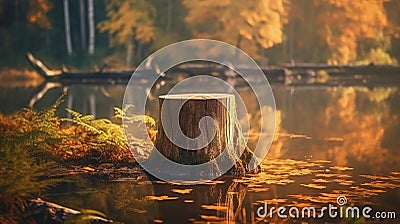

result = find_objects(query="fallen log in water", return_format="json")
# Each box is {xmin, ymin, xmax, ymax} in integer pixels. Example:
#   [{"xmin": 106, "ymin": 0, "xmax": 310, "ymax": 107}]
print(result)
[
  {"xmin": 26, "ymin": 53, "xmax": 159, "ymax": 82},
  {"xmin": 28, "ymin": 198, "xmax": 113, "ymax": 224},
  {"xmin": 26, "ymin": 53, "xmax": 288, "ymax": 84},
  {"xmin": 27, "ymin": 52, "xmax": 400, "ymax": 85}
]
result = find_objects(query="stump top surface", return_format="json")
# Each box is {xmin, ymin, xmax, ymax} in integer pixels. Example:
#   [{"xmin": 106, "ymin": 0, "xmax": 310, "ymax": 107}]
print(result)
[{"xmin": 159, "ymin": 93, "xmax": 234, "ymax": 100}]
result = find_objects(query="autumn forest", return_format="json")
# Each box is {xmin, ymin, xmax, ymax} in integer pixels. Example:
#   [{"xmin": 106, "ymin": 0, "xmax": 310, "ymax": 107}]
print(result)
[{"xmin": 1, "ymin": 0, "xmax": 400, "ymax": 68}]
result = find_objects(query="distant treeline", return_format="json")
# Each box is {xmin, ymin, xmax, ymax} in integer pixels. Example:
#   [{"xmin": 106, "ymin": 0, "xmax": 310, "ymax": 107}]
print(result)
[{"xmin": 0, "ymin": 0, "xmax": 399, "ymax": 68}]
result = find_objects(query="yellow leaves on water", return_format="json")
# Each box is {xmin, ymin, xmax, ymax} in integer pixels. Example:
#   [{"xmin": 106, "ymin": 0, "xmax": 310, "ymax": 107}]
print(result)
[
  {"xmin": 329, "ymin": 166, "xmax": 354, "ymax": 171},
  {"xmin": 300, "ymin": 183, "xmax": 327, "ymax": 190},
  {"xmin": 336, "ymin": 179, "xmax": 355, "ymax": 186},
  {"xmin": 290, "ymin": 193, "xmax": 342, "ymax": 204},
  {"xmin": 252, "ymin": 159, "xmax": 340, "ymax": 186},
  {"xmin": 361, "ymin": 181, "xmax": 399, "ymax": 189},
  {"xmin": 202, "ymin": 180, "xmax": 226, "ymax": 185},
  {"xmin": 360, "ymin": 174, "xmax": 397, "ymax": 181},
  {"xmin": 171, "ymin": 188, "xmax": 193, "ymax": 194},
  {"xmin": 315, "ymin": 173, "xmax": 350, "ymax": 178},
  {"xmin": 199, "ymin": 215, "xmax": 225, "ymax": 221},
  {"xmin": 256, "ymin": 198, "xmax": 287, "ymax": 204},
  {"xmin": 81, "ymin": 166, "xmax": 96, "ymax": 172},
  {"xmin": 145, "ymin": 195, "xmax": 178, "ymax": 201},
  {"xmin": 312, "ymin": 178, "xmax": 330, "ymax": 183},
  {"xmin": 289, "ymin": 172, "xmax": 400, "ymax": 207},
  {"xmin": 153, "ymin": 219, "xmax": 163, "ymax": 223},
  {"xmin": 358, "ymin": 175, "xmax": 400, "ymax": 191},
  {"xmin": 313, "ymin": 160, "xmax": 331, "ymax": 164},
  {"xmin": 248, "ymin": 187, "xmax": 269, "ymax": 193},
  {"xmin": 184, "ymin": 200, "xmax": 194, "ymax": 203},
  {"xmin": 201, "ymin": 204, "xmax": 228, "ymax": 212},
  {"xmin": 243, "ymin": 172, "xmax": 293, "ymax": 186}
]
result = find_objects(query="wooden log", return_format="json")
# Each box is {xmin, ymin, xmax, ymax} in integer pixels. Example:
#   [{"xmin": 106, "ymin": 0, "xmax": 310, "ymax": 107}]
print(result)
[
  {"xmin": 28, "ymin": 198, "xmax": 112, "ymax": 223},
  {"xmin": 155, "ymin": 93, "xmax": 236, "ymax": 165}
]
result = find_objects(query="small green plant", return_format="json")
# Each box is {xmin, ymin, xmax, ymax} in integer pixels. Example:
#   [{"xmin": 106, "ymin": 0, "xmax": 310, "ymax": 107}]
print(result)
[
  {"xmin": 0, "ymin": 95, "xmax": 156, "ymax": 222},
  {"xmin": 59, "ymin": 105, "xmax": 155, "ymax": 164},
  {"xmin": 0, "ymin": 97, "xmax": 64, "ymax": 221}
]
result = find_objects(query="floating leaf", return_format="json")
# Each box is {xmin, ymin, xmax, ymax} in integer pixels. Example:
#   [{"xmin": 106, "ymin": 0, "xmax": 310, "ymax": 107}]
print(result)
[
  {"xmin": 171, "ymin": 188, "xmax": 193, "ymax": 194},
  {"xmin": 145, "ymin": 195, "xmax": 179, "ymax": 201},
  {"xmin": 201, "ymin": 204, "xmax": 228, "ymax": 212},
  {"xmin": 330, "ymin": 166, "xmax": 354, "ymax": 171},
  {"xmin": 200, "ymin": 215, "xmax": 224, "ymax": 221},
  {"xmin": 300, "ymin": 183, "xmax": 327, "ymax": 189}
]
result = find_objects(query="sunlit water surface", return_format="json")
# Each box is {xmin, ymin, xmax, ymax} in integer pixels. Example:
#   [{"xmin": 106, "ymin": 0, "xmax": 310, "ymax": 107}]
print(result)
[{"xmin": 1, "ymin": 76, "xmax": 400, "ymax": 223}]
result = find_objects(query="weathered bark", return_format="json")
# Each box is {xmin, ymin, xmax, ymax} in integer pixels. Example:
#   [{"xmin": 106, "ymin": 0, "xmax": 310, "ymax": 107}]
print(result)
[
  {"xmin": 63, "ymin": 0, "xmax": 73, "ymax": 55},
  {"xmin": 154, "ymin": 93, "xmax": 261, "ymax": 175},
  {"xmin": 156, "ymin": 93, "xmax": 235, "ymax": 165}
]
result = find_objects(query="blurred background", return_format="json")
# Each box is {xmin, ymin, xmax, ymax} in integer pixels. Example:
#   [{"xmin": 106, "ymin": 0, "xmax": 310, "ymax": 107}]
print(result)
[
  {"xmin": 0, "ymin": 0, "xmax": 399, "ymax": 69},
  {"xmin": 1, "ymin": 1, "xmax": 400, "ymax": 223}
]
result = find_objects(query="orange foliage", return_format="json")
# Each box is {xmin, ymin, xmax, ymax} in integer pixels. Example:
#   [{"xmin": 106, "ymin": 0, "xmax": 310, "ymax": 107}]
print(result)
[
  {"xmin": 314, "ymin": 0, "xmax": 389, "ymax": 64},
  {"xmin": 322, "ymin": 87, "xmax": 398, "ymax": 168},
  {"xmin": 27, "ymin": 0, "xmax": 52, "ymax": 29},
  {"xmin": 98, "ymin": 0, "xmax": 157, "ymax": 46},
  {"xmin": 183, "ymin": 0, "xmax": 288, "ymax": 59}
]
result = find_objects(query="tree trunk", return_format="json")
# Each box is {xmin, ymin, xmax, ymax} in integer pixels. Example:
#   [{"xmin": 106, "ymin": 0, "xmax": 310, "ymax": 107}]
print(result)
[
  {"xmin": 63, "ymin": 0, "xmax": 73, "ymax": 55},
  {"xmin": 166, "ymin": 0, "xmax": 172, "ymax": 36},
  {"xmin": 126, "ymin": 35, "xmax": 133, "ymax": 65},
  {"xmin": 155, "ymin": 93, "xmax": 236, "ymax": 165},
  {"xmin": 88, "ymin": 0, "xmax": 95, "ymax": 55},
  {"xmin": 79, "ymin": 0, "xmax": 87, "ymax": 50},
  {"xmin": 154, "ymin": 93, "xmax": 261, "ymax": 175}
]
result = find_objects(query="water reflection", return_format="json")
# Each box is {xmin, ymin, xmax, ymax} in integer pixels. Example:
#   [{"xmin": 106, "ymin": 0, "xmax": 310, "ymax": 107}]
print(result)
[
  {"xmin": 270, "ymin": 86, "xmax": 400, "ymax": 172},
  {"xmin": 1, "ymin": 79, "xmax": 400, "ymax": 223},
  {"xmin": 47, "ymin": 173, "xmax": 159, "ymax": 224},
  {"xmin": 45, "ymin": 158, "xmax": 400, "ymax": 223}
]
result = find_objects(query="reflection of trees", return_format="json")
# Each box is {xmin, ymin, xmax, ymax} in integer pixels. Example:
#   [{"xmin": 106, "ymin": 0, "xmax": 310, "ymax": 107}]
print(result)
[
  {"xmin": 322, "ymin": 87, "xmax": 399, "ymax": 169},
  {"xmin": 148, "ymin": 178, "xmax": 248, "ymax": 223},
  {"xmin": 48, "ymin": 175, "xmax": 158, "ymax": 224},
  {"xmin": 272, "ymin": 86, "xmax": 400, "ymax": 171},
  {"xmin": 225, "ymin": 181, "xmax": 248, "ymax": 223}
]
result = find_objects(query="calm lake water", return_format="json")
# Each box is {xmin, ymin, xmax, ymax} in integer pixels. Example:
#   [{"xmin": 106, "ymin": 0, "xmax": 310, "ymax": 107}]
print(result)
[{"xmin": 1, "ymin": 74, "xmax": 400, "ymax": 223}]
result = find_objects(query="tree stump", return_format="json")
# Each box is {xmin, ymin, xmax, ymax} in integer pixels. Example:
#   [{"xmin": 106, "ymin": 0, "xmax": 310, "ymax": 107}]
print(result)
[
  {"xmin": 153, "ymin": 93, "xmax": 261, "ymax": 176},
  {"xmin": 155, "ymin": 93, "xmax": 237, "ymax": 165}
]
